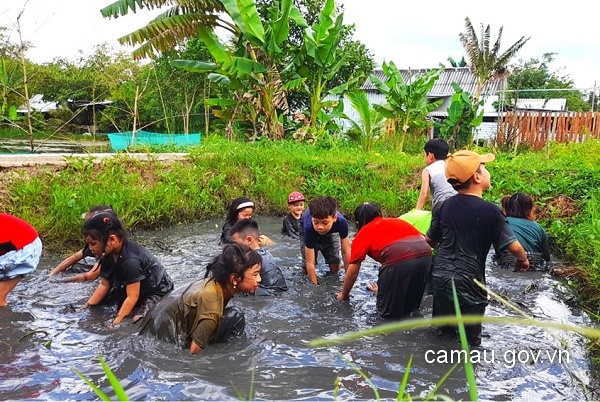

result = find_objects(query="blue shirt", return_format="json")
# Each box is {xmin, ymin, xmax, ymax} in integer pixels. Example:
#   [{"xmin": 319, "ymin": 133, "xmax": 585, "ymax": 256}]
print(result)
[{"xmin": 302, "ymin": 210, "xmax": 349, "ymax": 249}]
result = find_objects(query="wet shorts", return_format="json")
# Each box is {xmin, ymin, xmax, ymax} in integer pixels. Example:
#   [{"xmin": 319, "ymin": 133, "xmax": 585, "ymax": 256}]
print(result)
[
  {"xmin": 303, "ymin": 233, "xmax": 341, "ymax": 265},
  {"xmin": 0, "ymin": 237, "xmax": 43, "ymax": 280}
]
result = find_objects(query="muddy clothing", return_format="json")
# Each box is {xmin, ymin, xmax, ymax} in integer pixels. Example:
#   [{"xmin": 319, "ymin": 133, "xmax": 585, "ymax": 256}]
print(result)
[
  {"xmin": 427, "ymin": 194, "xmax": 516, "ymax": 346},
  {"xmin": 140, "ymin": 278, "xmax": 245, "ymax": 349},
  {"xmin": 425, "ymin": 160, "xmax": 457, "ymax": 210},
  {"xmin": 68, "ymin": 245, "xmax": 98, "ymax": 274},
  {"xmin": 493, "ymin": 217, "xmax": 551, "ymax": 271},
  {"xmin": 282, "ymin": 213, "xmax": 301, "ymax": 240},
  {"xmin": 220, "ymin": 221, "xmax": 235, "ymax": 244},
  {"xmin": 350, "ymin": 217, "xmax": 432, "ymax": 318},
  {"xmin": 99, "ymin": 240, "xmax": 174, "ymax": 317},
  {"xmin": 255, "ymin": 248, "xmax": 287, "ymax": 296}
]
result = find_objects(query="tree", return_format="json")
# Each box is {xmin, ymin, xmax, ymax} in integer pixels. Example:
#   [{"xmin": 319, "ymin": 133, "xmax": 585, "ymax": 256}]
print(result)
[
  {"xmin": 369, "ymin": 62, "xmax": 443, "ymax": 151},
  {"xmin": 508, "ymin": 53, "xmax": 590, "ymax": 112},
  {"xmin": 459, "ymin": 17, "xmax": 530, "ymax": 103},
  {"xmin": 436, "ymin": 83, "xmax": 483, "ymax": 150},
  {"xmin": 446, "ymin": 56, "xmax": 467, "ymax": 67},
  {"xmin": 341, "ymin": 90, "xmax": 385, "ymax": 151}
]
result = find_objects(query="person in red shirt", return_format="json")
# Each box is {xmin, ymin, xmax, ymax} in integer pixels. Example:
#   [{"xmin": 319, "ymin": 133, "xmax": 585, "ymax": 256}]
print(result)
[
  {"xmin": 0, "ymin": 213, "xmax": 43, "ymax": 306},
  {"xmin": 336, "ymin": 203, "xmax": 432, "ymax": 318}
]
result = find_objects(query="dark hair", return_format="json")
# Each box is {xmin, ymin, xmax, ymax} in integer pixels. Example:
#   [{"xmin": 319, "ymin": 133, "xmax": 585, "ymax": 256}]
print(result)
[
  {"xmin": 501, "ymin": 192, "xmax": 534, "ymax": 219},
  {"xmin": 424, "ymin": 138, "xmax": 450, "ymax": 160},
  {"xmin": 84, "ymin": 204, "xmax": 114, "ymax": 220},
  {"xmin": 354, "ymin": 202, "xmax": 382, "ymax": 231},
  {"xmin": 205, "ymin": 243, "xmax": 262, "ymax": 284},
  {"xmin": 82, "ymin": 211, "xmax": 127, "ymax": 246},
  {"xmin": 308, "ymin": 196, "xmax": 338, "ymax": 219},
  {"xmin": 230, "ymin": 219, "xmax": 260, "ymax": 240},
  {"xmin": 225, "ymin": 197, "xmax": 255, "ymax": 225}
]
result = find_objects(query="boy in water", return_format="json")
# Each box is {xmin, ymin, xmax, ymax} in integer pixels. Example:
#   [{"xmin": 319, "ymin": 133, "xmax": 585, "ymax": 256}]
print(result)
[
  {"xmin": 415, "ymin": 138, "xmax": 457, "ymax": 215},
  {"xmin": 301, "ymin": 196, "xmax": 350, "ymax": 285},
  {"xmin": 230, "ymin": 219, "xmax": 287, "ymax": 296},
  {"xmin": 426, "ymin": 150, "xmax": 529, "ymax": 347},
  {"xmin": 282, "ymin": 191, "xmax": 305, "ymax": 240}
]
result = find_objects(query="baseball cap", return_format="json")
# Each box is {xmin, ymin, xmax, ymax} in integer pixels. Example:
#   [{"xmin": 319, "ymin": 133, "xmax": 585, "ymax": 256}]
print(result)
[
  {"xmin": 288, "ymin": 191, "xmax": 305, "ymax": 204},
  {"xmin": 445, "ymin": 150, "xmax": 495, "ymax": 184}
]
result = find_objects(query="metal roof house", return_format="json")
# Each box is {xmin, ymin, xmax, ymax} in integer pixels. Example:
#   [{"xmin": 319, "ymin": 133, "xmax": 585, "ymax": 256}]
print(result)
[{"xmin": 337, "ymin": 67, "xmax": 507, "ymax": 143}]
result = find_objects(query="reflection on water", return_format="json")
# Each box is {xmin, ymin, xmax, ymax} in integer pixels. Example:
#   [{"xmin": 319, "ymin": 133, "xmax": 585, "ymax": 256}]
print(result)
[{"xmin": 0, "ymin": 216, "xmax": 595, "ymax": 400}]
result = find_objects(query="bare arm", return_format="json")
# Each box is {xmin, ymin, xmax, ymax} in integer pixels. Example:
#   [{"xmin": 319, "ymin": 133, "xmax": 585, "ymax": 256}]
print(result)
[
  {"xmin": 113, "ymin": 282, "xmax": 141, "ymax": 325},
  {"xmin": 85, "ymin": 277, "xmax": 111, "ymax": 306},
  {"xmin": 50, "ymin": 250, "xmax": 84, "ymax": 275},
  {"xmin": 62, "ymin": 262, "xmax": 101, "ymax": 283},
  {"xmin": 506, "ymin": 241, "xmax": 530, "ymax": 271},
  {"xmin": 415, "ymin": 169, "xmax": 431, "ymax": 210},
  {"xmin": 336, "ymin": 262, "xmax": 362, "ymax": 300},
  {"xmin": 305, "ymin": 247, "xmax": 318, "ymax": 285},
  {"xmin": 340, "ymin": 236, "xmax": 351, "ymax": 270}
]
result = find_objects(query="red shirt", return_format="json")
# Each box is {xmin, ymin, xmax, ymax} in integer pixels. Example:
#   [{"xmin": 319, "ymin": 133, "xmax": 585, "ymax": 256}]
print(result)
[
  {"xmin": 0, "ymin": 213, "xmax": 38, "ymax": 255},
  {"xmin": 349, "ymin": 217, "xmax": 431, "ymax": 266}
]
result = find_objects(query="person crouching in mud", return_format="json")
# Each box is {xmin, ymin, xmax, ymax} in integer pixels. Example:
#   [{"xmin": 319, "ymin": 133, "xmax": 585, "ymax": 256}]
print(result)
[
  {"xmin": 139, "ymin": 243, "xmax": 262, "ymax": 354},
  {"xmin": 81, "ymin": 211, "xmax": 174, "ymax": 327}
]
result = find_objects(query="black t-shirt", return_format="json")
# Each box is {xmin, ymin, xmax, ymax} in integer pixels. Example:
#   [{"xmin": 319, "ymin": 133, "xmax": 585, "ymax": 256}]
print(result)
[
  {"xmin": 100, "ymin": 240, "xmax": 173, "ymax": 298},
  {"xmin": 427, "ymin": 194, "xmax": 516, "ymax": 304}
]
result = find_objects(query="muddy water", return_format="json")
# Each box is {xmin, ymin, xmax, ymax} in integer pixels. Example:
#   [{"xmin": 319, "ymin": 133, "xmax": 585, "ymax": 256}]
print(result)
[
  {"xmin": 0, "ymin": 216, "xmax": 595, "ymax": 400},
  {"xmin": 0, "ymin": 138, "xmax": 110, "ymax": 154}
]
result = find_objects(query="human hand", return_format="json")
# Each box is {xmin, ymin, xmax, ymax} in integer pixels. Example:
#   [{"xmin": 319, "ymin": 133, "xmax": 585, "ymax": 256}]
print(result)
[{"xmin": 514, "ymin": 258, "xmax": 530, "ymax": 272}]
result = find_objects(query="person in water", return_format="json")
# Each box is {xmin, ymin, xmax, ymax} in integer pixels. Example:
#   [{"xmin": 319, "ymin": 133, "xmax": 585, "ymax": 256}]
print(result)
[
  {"xmin": 230, "ymin": 219, "xmax": 287, "ymax": 296},
  {"xmin": 336, "ymin": 202, "xmax": 432, "ymax": 318},
  {"xmin": 426, "ymin": 150, "xmax": 529, "ymax": 347},
  {"xmin": 81, "ymin": 211, "xmax": 174, "ymax": 326},
  {"xmin": 220, "ymin": 197, "xmax": 255, "ymax": 244},
  {"xmin": 49, "ymin": 205, "xmax": 114, "ymax": 281},
  {"xmin": 139, "ymin": 243, "xmax": 262, "ymax": 354},
  {"xmin": 495, "ymin": 192, "xmax": 551, "ymax": 270},
  {"xmin": 282, "ymin": 191, "xmax": 305, "ymax": 240}
]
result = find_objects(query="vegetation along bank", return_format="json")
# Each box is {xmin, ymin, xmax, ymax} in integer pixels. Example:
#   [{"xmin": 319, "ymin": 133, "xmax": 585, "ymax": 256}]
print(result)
[{"xmin": 1, "ymin": 137, "xmax": 599, "ymax": 313}]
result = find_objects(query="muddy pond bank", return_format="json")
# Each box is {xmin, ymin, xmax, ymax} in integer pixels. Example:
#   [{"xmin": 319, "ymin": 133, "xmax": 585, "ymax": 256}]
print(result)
[{"xmin": 0, "ymin": 217, "xmax": 596, "ymax": 400}]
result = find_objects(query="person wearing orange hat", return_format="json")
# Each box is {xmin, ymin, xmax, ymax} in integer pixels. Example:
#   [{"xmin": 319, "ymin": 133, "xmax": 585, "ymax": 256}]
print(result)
[{"xmin": 425, "ymin": 150, "xmax": 529, "ymax": 347}]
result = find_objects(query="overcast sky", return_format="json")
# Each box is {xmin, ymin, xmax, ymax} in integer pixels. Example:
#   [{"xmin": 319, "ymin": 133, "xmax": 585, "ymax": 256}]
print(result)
[{"xmin": 2, "ymin": 0, "xmax": 599, "ymax": 90}]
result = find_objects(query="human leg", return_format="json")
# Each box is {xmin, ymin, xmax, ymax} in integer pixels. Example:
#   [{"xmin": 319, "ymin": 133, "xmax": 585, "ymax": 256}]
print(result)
[
  {"xmin": 0, "ymin": 277, "xmax": 23, "ymax": 306},
  {"xmin": 321, "ymin": 233, "xmax": 341, "ymax": 274}
]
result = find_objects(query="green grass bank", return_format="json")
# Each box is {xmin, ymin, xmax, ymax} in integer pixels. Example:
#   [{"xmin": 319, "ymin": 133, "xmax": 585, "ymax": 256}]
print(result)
[{"xmin": 1, "ymin": 136, "xmax": 599, "ymax": 312}]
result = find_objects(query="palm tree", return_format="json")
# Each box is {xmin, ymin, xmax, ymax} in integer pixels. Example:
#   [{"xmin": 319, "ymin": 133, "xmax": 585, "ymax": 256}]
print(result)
[
  {"xmin": 459, "ymin": 17, "xmax": 530, "ymax": 103},
  {"xmin": 447, "ymin": 56, "xmax": 467, "ymax": 67}
]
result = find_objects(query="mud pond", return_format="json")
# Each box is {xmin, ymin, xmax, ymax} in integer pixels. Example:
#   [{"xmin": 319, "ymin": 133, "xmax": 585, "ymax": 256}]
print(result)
[{"xmin": 0, "ymin": 216, "xmax": 596, "ymax": 400}]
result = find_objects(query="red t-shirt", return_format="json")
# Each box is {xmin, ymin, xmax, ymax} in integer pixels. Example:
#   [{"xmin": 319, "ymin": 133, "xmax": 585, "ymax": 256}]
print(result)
[
  {"xmin": 0, "ymin": 213, "xmax": 38, "ymax": 256},
  {"xmin": 349, "ymin": 217, "xmax": 431, "ymax": 266}
]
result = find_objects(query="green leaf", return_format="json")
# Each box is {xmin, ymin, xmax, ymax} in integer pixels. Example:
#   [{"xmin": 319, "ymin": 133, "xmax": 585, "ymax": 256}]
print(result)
[
  {"xmin": 98, "ymin": 356, "xmax": 128, "ymax": 401},
  {"xmin": 207, "ymin": 73, "xmax": 231, "ymax": 86},
  {"xmin": 170, "ymin": 59, "xmax": 218, "ymax": 72},
  {"xmin": 221, "ymin": 0, "xmax": 265, "ymax": 45},
  {"xmin": 205, "ymin": 98, "xmax": 237, "ymax": 106},
  {"xmin": 72, "ymin": 368, "xmax": 111, "ymax": 401}
]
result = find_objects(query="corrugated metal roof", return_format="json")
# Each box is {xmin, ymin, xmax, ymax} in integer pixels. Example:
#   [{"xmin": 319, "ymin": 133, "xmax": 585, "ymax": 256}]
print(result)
[
  {"xmin": 363, "ymin": 67, "xmax": 506, "ymax": 96},
  {"xmin": 514, "ymin": 98, "xmax": 566, "ymax": 111}
]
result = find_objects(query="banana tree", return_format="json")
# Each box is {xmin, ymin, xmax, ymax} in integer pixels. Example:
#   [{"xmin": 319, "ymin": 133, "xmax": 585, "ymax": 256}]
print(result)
[
  {"xmin": 171, "ymin": 0, "xmax": 307, "ymax": 139},
  {"xmin": 341, "ymin": 90, "xmax": 385, "ymax": 151},
  {"xmin": 436, "ymin": 82, "xmax": 484, "ymax": 150},
  {"xmin": 369, "ymin": 61, "xmax": 443, "ymax": 151},
  {"xmin": 290, "ymin": 0, "xmax": 349, "ymax": 137}
]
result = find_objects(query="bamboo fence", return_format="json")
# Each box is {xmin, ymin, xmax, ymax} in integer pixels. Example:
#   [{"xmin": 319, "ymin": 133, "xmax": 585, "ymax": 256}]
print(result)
[{"xmin": 497, "ymin": 111, "xmax": 600, "ymax": 149}]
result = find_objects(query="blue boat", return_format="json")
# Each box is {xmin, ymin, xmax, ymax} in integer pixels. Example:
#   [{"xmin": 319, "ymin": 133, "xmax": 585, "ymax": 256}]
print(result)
[{"xmin": 107, "ymin": 130, "xmax": 201, "ymax": 151}]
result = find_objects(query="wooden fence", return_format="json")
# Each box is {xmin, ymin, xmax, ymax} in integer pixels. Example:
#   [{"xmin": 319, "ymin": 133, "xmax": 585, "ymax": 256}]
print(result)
[{"xmin": 497, "ymin": 111, "xmax": 600, "ymax": 149}]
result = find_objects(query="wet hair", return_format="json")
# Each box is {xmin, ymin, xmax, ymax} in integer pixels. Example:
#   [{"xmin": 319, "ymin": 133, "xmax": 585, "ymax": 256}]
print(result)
[
  {"xmin": 205, "ymin": 243, "xmax": 262, "ymax": 284},
  {"xmin": 354, "ymin": 202, "xmax": 382, "ymax": 231},
  {"xmin": 447, "ymin": 165, "xmax": 482, "ymax": 190},
  {"xmin": 308, "ymin": 196, "xmax": 338, "ymax": 219},
  {"xmin": 224, "ymin": 197, "xmax": 255, "ymax": 225},
  {"xmin": 424, "ymin": 138, "xmax": 450, "ymax": 160},
  {"xmin": 82, "ymin": 211, "xmax": 127, "ymax": 246},
  {"xmin": 501, "ymin": 192, "xmax": 534, "ymax": 219},
  {"xmin": 229, "ymin": 219, "xmax": 260, "ymax": 241}
]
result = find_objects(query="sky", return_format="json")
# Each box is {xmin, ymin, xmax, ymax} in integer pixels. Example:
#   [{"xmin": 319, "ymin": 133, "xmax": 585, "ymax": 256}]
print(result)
[{"xmin": 2, "ymin": 0, "xmax": 599, "ymax": 90}]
